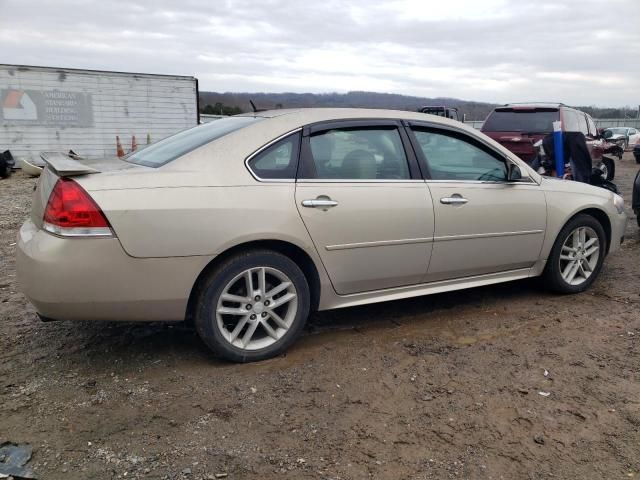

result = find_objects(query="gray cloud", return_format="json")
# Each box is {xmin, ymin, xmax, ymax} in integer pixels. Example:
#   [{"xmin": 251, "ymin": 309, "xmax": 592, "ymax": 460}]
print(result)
[{"xmin": 0, "ymin": 0, "xmax": 638, "ymax": 106}]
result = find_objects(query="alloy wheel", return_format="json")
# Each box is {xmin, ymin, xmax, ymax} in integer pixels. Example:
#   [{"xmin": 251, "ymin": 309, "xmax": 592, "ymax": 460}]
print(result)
[
  {"xmin": 215, "ymin": 267, "xmax": 298, "ymax": 350},
  {"xmin": 559, "ymin": 226, "xmax": 600, "ymax": 286}
]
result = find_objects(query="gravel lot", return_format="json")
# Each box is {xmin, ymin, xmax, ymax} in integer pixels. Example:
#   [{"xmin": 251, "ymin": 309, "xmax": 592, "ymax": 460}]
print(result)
[{"xmin": 1, "ymin": 155, "xmax": 639, "ymax": 480}]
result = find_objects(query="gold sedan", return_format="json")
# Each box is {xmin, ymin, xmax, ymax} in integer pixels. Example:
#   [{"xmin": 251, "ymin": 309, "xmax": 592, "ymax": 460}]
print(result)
[{"xmin": 17, "ymin": 109, "xmax": 627, "ymax": 362}]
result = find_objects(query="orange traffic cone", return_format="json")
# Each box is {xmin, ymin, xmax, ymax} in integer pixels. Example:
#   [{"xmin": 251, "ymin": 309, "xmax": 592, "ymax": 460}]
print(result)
[
  {"xmin": 116, "ymin": 136, "xmax": 125, "ymax": 157},
  {"xmin": 131, "ymin": 135, "xmax": 137, "ymax": 151}
]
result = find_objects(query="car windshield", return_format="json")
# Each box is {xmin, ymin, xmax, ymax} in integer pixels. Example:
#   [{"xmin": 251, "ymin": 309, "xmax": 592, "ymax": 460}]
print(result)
[
  {"xmin": 482, "ymin": 109, "xmax": 560, "ymax": 133},
  {"xmin": 125, "ymin": 116, "xmax": 263, "ymax": 167},
  {"xmin": 607, "ymin": 128, "xmax": 627, "ymax": 135}
]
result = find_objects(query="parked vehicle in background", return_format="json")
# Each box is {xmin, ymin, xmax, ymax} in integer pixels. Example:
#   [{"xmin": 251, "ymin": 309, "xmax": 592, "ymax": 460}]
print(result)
[
  {"xmin": 17, "ymin": 108, "xmax": 627, "ymax": 362},
  {"xmin": 481, "ymin": 103, "xmax": 616, "ymax": 180},
  {"xmin": 603, "ymin": 127, "xmax": 640, "ymax": 150},
  {"xmin": 419, "ymin": 106, "xmax": 460, "ymax": 121},
  {"xmin": 602, "ymin": 137, "xmax": 624, "ymax": 160}
]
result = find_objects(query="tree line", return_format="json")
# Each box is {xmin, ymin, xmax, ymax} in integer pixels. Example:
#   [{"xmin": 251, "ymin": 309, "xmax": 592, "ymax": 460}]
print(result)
[{"xmin": 199, "ymin": 91, "xmax": 638, "ymax": 120}]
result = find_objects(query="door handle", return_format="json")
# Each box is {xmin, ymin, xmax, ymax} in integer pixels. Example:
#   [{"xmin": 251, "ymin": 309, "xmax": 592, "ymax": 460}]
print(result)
[
  {"xmin": 301, "ymin": 198, "xmax": 339, "ymax": 208},
  {"xmin": 440, "ymin": 196, "xmax": 468, "ymax": 205}
]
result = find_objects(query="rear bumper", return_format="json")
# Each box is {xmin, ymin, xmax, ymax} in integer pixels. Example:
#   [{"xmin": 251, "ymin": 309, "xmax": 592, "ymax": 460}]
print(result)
[{"xmin": 16, "ymin": 220, "xmax": 213, "ymax": 321}]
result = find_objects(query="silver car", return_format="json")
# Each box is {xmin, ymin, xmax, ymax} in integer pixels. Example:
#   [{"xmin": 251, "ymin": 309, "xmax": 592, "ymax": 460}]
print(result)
[{"xmin": 17, "ymin": 109, "xmax": 627, "ymax": 362}]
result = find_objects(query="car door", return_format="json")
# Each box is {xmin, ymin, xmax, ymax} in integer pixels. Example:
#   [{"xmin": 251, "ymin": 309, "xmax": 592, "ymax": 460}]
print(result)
[
  {"xmin": 295, "ymin": 120, "xmax": 434, "ymax": 295},
  {"xmin": 406, "ymin": 123, "xmax": 547, "ymax": 282},
  {"xmin": 628, "ymin": 128, "xmax": 640, "ymax": 147}
]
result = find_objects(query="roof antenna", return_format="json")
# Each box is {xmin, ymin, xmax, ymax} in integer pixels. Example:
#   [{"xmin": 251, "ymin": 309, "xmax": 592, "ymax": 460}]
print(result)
[{"xmin": 249, "ymin": 99, "xmax": 258, "ymax": 112}]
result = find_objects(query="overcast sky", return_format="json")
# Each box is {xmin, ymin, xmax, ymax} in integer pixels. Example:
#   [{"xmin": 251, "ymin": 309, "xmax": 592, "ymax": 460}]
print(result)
[{"xmin": 1, "ymin": 0, "xmax": 639, "ymax": 107}]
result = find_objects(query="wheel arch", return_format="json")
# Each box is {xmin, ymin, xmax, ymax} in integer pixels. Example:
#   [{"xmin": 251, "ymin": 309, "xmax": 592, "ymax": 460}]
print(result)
[
  {"xmin": 184, "ymin": 239, "xmax": 322, "ymax": 324},
  {"xmin": 566, "ymin": 207, "xmax": 611, "ymax": 253}
]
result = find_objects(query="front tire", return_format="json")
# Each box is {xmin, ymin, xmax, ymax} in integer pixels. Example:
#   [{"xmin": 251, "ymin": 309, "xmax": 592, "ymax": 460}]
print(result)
[
  {"xmin": 543, "ymin": 214, "xmax": 606, "ymax": 294},
  {"xmin": 194, "ymin": 250, "xmax": 310, "ymax": 363}
]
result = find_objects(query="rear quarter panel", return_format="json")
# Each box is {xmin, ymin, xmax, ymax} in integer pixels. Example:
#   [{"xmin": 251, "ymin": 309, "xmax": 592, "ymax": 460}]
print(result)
[{"xmin": 91, "ymin": 184, "xmax": 318, "ymax": 259}]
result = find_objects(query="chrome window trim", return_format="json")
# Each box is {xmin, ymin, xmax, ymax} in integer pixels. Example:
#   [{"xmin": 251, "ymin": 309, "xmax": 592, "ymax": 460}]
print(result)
[
  {"xmin": 297, "ymin": 179, "xmax": 424, "ymax": 184},
  {"xmin": 425, "ymin": 179, "xmax": 537, "ymax": 185},
  {"xmin": 244, "ymin": 128, "xmax": 302, "ymax": 183}
]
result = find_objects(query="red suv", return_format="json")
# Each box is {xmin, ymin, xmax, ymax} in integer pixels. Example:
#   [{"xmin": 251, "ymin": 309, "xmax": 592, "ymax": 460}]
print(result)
[{"xmin": 481, "ymin": 103, "xmax": 614, "ymax": 180}]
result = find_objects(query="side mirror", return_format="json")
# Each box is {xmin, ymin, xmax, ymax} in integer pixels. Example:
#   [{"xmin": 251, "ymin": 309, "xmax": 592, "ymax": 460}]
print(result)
[{"xmin": 508, "ymin": 164, "xmax": 522, "ymax": 182}]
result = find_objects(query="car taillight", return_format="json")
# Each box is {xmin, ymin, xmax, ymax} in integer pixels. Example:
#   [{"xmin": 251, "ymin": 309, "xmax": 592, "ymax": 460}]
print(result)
[{"xmin": 43, "ymin": 178, "xmax": 113, "ymax": 237}]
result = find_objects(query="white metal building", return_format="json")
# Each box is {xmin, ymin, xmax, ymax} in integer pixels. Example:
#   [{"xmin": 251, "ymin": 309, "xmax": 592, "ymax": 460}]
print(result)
[{"xmin": 0, "ymin": 64, "xmax": 199, "ymax": 164}]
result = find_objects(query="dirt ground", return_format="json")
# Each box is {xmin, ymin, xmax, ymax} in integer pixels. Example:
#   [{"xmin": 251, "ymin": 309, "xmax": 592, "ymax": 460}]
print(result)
[{"xmin": 1, "ymin": 155, "xmax": 639, "ymax": 480}]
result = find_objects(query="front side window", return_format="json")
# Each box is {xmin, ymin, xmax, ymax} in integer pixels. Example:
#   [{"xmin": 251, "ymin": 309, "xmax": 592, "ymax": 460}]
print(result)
[
  {"xmin": 412, "ymin": 129, "xmax": 508, "ymax": 181},
  {"xmin": 125, "ymin": 116, "xmax": 263, "ymax": 167},
  {"xmin": 247, "ymin": 133, "xmax": 300, "ymax": 179},
  {"xmin": 308, "ymin": 128, "xmax": 410, "ymax": 180}
]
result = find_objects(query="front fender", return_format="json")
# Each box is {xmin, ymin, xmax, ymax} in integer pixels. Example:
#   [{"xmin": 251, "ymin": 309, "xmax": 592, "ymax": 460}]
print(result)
[{"xmin": 540, "ymin": 185, "xmax": 615, "ymax": 261}]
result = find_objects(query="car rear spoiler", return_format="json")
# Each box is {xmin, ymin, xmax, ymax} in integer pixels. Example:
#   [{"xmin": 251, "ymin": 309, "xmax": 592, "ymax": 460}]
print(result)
[{"xmin": 40, "ymin": 152, "xmax": 100, "ymax": 177}]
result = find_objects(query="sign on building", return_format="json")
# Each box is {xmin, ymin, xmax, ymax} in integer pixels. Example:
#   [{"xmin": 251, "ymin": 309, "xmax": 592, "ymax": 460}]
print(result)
[{"xmin": 1, "ymin": 89, "xmax": 93, "ymax": 127}]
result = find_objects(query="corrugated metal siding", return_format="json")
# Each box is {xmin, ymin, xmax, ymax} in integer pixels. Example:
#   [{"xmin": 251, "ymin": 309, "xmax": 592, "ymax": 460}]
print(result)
[{"xmin": 0, "ymin": 65, "xmax": 197, "ymax": 163}]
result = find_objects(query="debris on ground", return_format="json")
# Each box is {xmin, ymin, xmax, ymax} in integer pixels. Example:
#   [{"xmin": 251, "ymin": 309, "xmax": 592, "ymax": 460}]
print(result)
[
  {"xmin": 2, "ymin": 156, "xmax": 640, "ymax": 478},
  {"xmin": 0, "ymin": 442, "xmax": 36, "ymax": 479}
]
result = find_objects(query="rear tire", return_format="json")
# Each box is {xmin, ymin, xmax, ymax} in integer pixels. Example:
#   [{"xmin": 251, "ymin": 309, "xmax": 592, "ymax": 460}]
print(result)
[
  {"xmin": 194, "ymin": 250, "xmax": 310, "ymax": 363},
  {"xmin": 601, "ymin": 157, "xmax": 615, "ymax": 181},
  {"xmin": 543, "ymin": 214, "xmax": 606, "ymax": 294}
]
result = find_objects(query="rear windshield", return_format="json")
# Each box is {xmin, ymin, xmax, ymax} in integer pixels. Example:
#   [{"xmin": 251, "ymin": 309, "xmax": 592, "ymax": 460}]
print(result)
[
  {"xmin": 482, "ymin": 109, "xmax": 560, "ymax": 133},
  {"xmin": 125, "ymin": 116, "xmax": 263, "ymax": 167}
]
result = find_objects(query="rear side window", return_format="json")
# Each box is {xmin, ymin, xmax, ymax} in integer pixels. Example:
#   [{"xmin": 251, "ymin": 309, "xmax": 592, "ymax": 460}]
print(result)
[
  {"xmin": 562, "ymin": 110, "xmax": 581, "ymax": 132},
  {"xmin": 577, "ymin": 113, "xmax": 589, "ymax": 135},
  {"xmin": 482, "ymin": 109, "xmax": 559, "ymax": 133},
  {"xmin": 308, "ymin": 128, "xmax": 410, "ymax": 180},
  {"xmin": 586, "ymin": 116, "xmax": 598, "ymax": 137},
  {"xmin": 125, "ymin": 116, "xmax": 263, "ymax": 167},
  {"xmin": 247, "ymin": 133, "xmax": 300, "ymax": 179}
]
